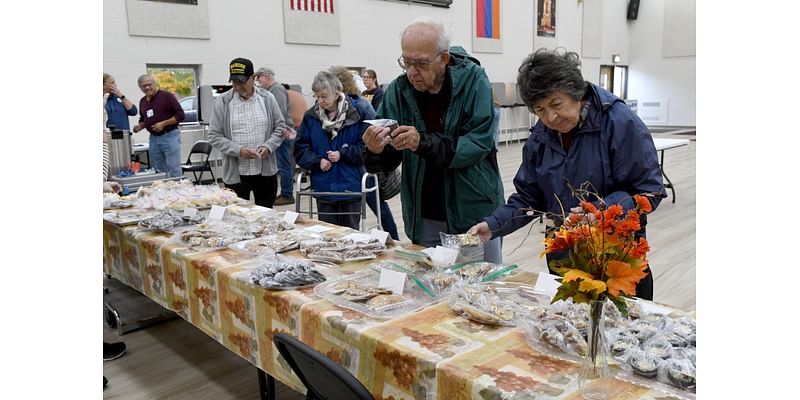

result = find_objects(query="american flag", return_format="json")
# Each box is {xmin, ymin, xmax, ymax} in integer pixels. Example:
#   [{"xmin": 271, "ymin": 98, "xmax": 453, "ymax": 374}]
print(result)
[{"xmin": 290, "ymin": 0, "xmax": 334, "ymax": 14}]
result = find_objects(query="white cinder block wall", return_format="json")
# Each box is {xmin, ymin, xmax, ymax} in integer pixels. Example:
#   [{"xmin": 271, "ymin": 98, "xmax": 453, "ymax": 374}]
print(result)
[{"xmin": 104, "ymin": 0, "xmax": 695, "ymax": 144}]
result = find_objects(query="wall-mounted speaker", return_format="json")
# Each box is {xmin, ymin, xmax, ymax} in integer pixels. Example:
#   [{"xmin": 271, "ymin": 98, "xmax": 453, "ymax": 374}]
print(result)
[{"xmin": 627, "ymin": 0, "xmax": 640, "ymax": 20}]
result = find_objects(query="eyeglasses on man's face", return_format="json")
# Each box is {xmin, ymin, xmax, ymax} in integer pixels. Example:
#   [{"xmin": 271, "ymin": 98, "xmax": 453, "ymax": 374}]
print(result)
[{"xmin": 397, "ymin": 51, "xmax": 444, "ymax": 71}]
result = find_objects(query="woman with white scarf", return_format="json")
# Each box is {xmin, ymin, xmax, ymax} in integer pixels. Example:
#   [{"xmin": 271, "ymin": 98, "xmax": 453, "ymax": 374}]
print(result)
[{"xmin": 294, "ymin": 71, "xmax": 370, "ymax": 229}]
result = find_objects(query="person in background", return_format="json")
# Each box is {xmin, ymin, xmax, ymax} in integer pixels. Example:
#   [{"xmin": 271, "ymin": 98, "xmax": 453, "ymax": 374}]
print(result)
[
  {"xmin": 103, "ymin": 93, "xmax": 111, "ymax": 181},
  {"xmin": 208, "ymin": 58, "xmax": 286, "ymax": 208},
  {"xmin": 362, "ymin": 17, "xmax": 504, "ymax": 261},
  {"xmin": 361, "ymin": 69, "xmax": 384, "ymax": 111},
  {"xmin": 102, "ymin": 94, "xmax": 127, "ymax": 388},
  {"xmin": 329, "ymin": 66, "xmax": 400, "ymax": 240},
  {"xmin": 103, "ymin": 73, "xmax": 138, "ymax": 131},
  {"xmin": 469, "ymin": 48, "xmax": 666, "ymax": 300},
  {"xmin": 284, "ymin": 83, "xmax": 307, "ymax": 134},
  {"xmin": 256, "ymin": 67, "xmax": 297, "ymax": 206},
  {"xmin": 353, "ymin": 73, "xmax": 367, "ymax": 93},
  {"xmin": 294, "ymin": 71, "xmax": 367, "ymax": 230},
  {"xmin": 132, "ymin": 74, "xmax": 185, "ymax": 177}
]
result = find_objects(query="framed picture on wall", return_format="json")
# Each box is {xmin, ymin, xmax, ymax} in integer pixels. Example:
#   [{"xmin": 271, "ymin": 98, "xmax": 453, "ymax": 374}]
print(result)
[
  {"xmin": 472, "ymin": 0, "xmax": 503, "ymax": 53},
  {"xmin": 537, "ymin": 0, "xmax": 556, "ymax": 38},
  {"xmin": 282, "ymin": 0, "xmax": 341, "ymax": 46}
]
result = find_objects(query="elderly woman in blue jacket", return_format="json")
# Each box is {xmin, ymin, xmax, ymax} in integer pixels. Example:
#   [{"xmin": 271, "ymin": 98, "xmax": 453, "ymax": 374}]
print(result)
[
  {"xmin": 470, "ymin": 48, "xmax": 665, "ymax": 300},
  {"xmin": 294, "ymin": 71, "xmax": 368, "ymax": 230}
]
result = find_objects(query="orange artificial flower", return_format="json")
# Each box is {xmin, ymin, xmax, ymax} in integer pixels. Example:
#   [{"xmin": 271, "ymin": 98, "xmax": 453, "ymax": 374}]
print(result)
[
  {"xmin": 630, "ymin": 237, "xmax": 650, "ymax": 259},
  {"xmin": 605, "ymin": 260, "xmax": 648, "ymax": 297},
  {"xmin": 546, "ymin": 186, "xmax": 655, "ymax": 308},
  {"xmin": 542, "ymin": 228, "xmax": 577, "ymax": 255},
  {"xmin": 634, "ymin": 195, "xmax": 653, "ymax": 213},
  {"xmin": 566, "ymin": 213, "xmax": 582, "ymax": 226},
  {"xmin": 617, "ymin": 210, "xmax": 641, "ymax": 233},
  {"xmin": 602, "ymin": 204, "xmax": 624, "ymax": 221},
  {"xmin": 580, "ymin": 201, "xmax": 598, "ymax": 214}
]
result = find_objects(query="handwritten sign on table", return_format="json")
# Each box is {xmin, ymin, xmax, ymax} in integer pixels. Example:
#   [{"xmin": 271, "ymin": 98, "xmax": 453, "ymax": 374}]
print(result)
[
  {"xmin": 183, "ymin": 207, "xmax": 199, "ymax": 219},
  {"xmin": 209, "ymin": 205, "xmax": 226, "ymax": 221},
  {"xmin": 283, "ymin": 211, "xmax": 299, "ymax": 224},
  {"xmin": 378, "ymin": 268, "xmax": 406, "ymax": 295},
  {"xmin": 370, "ymin": 229, "xmax": 390, "ymax": 244},
  {"xmin": 304, "ymin": 224, "xmax": 334, "ymax": 233},
  {"xmin": 534, "ymin": 272, "xmax": 560, "ymax": 297}
]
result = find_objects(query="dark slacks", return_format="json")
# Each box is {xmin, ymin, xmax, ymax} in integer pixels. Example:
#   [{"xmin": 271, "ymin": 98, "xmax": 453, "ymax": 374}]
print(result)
[
  {"xmin": 226, "ymin": 174, "xmax": 278, "ymax": 208},
  {"xmin": 316, "ymin": 199, "xmax": 361, "ymax": 230}
]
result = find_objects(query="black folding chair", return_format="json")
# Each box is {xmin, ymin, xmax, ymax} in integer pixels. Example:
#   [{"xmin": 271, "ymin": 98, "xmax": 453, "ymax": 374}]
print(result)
[
  {"xmin": 273, "ymin": 333, "xmax": 374, "ymax": 400},
  {"xmin": 181, "ymin": 140, "xmax": 216, "ymax": 184}
]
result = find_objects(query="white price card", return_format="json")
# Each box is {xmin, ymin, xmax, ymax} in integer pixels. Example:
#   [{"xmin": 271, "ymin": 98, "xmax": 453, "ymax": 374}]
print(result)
[
  {"xmin": 183, "ymin": 207, "xmax": 199, "ymax": 219},
  {"xmin": 283, "ymin": 211, "xmax": 299, "ymax": 224},
  {"xmin": 304, "ymin": 224, "xmax": 334, "ymax": 233},
  {"xmin": 534, "ymin": 272, "xmax": 560, "ymax": 297},
  {"xmin": 636, "ymin": 300, "xmax": 673, "ymax": 315},
  {"xmin": 209, "ymin": 205, "xmax": 226, "ymax": 221},
  {"xmin": 370, "ymin": 229, "xmax": 390, "ymax": 244},
  {"xmin": 430, "ymin": 246, "xmax": 459, "ymax": 267},
  {"xmin": 378, "ymin": 268, "xmax": 407, "ymax": 295},
  {"xmin": 342, "ymin": 232, "xmax": 372, "ymax": 242}
]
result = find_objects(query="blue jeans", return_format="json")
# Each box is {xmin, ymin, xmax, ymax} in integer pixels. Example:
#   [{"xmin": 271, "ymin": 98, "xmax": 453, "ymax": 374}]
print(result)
[
  {"xmin": 149, "ymin": 128, "xmax": 182, "ymax": 178},
  {"xmin": 276, "ymin": 138, "xmax": 295, "ymax": 197},
  {"xmin": 365, "ymin": 176, "xmax": 399, "ymax": 240}
]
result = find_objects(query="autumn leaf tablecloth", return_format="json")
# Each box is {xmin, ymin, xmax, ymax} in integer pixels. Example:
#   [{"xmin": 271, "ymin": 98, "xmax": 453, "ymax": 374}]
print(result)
[{"xmin": 102, "ymin": 220, "xmax": 680, "ymax": 400}]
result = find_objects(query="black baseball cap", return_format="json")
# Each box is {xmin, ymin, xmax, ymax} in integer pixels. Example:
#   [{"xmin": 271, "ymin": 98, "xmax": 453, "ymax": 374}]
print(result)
[{"xmin": 229, "ymin": 57, "xmax": 254, "ymax": 83}]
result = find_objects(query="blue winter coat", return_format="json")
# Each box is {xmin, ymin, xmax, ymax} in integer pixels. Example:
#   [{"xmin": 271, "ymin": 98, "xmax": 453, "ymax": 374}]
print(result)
[
  {"xmin": 485, "ymin": 83, "xmax": 666, "ymax": 238},
  {"xmin": 294, "ymin": 96, "xmax": 370, "ymax": 202}
]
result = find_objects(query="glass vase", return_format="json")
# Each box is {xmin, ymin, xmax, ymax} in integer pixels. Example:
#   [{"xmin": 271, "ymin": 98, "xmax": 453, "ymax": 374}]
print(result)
[{"xmin": 577, "ymin": 300, "xmax": 612, "ymax": 400}]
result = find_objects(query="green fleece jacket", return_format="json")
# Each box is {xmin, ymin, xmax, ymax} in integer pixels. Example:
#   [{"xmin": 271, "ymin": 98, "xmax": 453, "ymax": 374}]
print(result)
[{"xmin": 365, "ymin": 46, "xmax": 504, "ymax": 242}]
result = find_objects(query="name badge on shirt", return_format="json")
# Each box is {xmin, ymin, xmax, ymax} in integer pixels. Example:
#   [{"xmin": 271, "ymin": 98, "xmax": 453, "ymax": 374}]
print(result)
[{"xmin": 146, "ymin": 109, "xmax": 154, "ymax": 118}]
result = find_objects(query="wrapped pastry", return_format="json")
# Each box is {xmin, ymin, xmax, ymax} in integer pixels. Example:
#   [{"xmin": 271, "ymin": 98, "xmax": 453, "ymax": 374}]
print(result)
[
  {"xmin": 669, "ymin": 347, "xmax": 696, "ymax": 366},
  {"xmin": 610, "ymin": 335, "xmax": 639, "ymax": 357},
  {"xmin": 642, "ymin": 335, "xmax": 673, "ymax": 359},
  {"xmin": 662, "ymin": 358, "xmax": 696, "ymax": 391},
  {"xmin": 627, "ymin": 320, "xmax": 658, "ymax": 343},
  {"xmin": 539, "ymin": 326, "xmax": 565, "ymax": 350},
  {"xmin": 628, "ymin": 349, "xmax": 661, "ymax": 379},
  {"xmin": 366, "ymin": 294, "xmax": 406, "ymax": 309}
]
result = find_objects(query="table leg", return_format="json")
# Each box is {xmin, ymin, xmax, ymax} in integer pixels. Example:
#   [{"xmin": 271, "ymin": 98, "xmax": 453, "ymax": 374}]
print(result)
[
  {"xmin": 659, "ymin": 150, "xmax": 676, "ymax": 203},
  {"xmin": 257, "ymin": 368, "xmax": 276, "ymax": 400}
]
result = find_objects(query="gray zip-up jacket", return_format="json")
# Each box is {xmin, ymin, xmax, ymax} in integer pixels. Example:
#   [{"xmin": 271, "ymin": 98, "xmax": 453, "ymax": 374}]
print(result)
[{"xmin": 208, "ymin": 87, "xmax": 286, "ymax": 184}]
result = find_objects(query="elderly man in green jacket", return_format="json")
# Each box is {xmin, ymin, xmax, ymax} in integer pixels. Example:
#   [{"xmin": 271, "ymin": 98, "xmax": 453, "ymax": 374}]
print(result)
[{"xmin": 363, "ymin": 17, "xmax": 504, "ymax": 263}]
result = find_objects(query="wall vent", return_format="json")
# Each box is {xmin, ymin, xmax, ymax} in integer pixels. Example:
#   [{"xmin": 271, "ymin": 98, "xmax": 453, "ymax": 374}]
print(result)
[{"xmin": 639, "ymin": 99, "xmax": 669, "ymax": 124}]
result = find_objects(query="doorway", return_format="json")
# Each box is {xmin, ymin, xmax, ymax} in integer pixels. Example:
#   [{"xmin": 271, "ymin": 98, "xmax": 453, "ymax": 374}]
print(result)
[{"xmin": 599, "ymin": 65, "xmax": 628, "ymax": 99}]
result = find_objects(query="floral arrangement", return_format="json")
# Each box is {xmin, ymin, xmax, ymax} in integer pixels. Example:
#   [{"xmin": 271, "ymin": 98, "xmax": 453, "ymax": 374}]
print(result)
[{"xmin": 542, "ymin": 193, "xmax": 655, "ymax": 315}]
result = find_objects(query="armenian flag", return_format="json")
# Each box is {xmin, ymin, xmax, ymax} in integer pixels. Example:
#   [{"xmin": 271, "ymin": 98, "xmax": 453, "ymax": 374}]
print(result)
[{"xmin": 476, "ymin": 0, "xmax": 500, "ymax": 39}]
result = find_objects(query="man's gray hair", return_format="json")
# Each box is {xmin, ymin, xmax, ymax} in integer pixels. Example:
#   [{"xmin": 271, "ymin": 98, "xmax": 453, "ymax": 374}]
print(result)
[
  {"xmin": 256, "ymin": 67, "xmax": 275, "ymax": 77},
  {"xmin": 401, "ymin": 16, "xmax": 451, "ymax": 53},
  {"xmin": 311, "ymin": 71, "xmax": 342, "ymax": 97},
  {"xmin": 137, "ymin": 74, "xmax": 155, "ymax": 85}
]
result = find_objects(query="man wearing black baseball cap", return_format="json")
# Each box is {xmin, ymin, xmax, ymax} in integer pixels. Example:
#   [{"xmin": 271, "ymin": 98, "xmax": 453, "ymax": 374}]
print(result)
[
  {"xmin": 208, "ymin": 57, "xmax": 287, "ymax": 207},
  {"xmin": 229, "ymin": 57, "xmax": 254, "ymax": 84}
]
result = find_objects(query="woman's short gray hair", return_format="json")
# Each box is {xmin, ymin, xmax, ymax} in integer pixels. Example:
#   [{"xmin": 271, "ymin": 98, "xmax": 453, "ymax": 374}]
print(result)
[
  {"xmin": 517, "ymin": 48, "xmax": 587, "ymax": 106},
  {"xmin": 402, "ymin": 16, "xmax": 451, "ymax": 53},
  {"xmin": 311, "ymin": 71, "xmax": 342, "ymax": 97}
]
